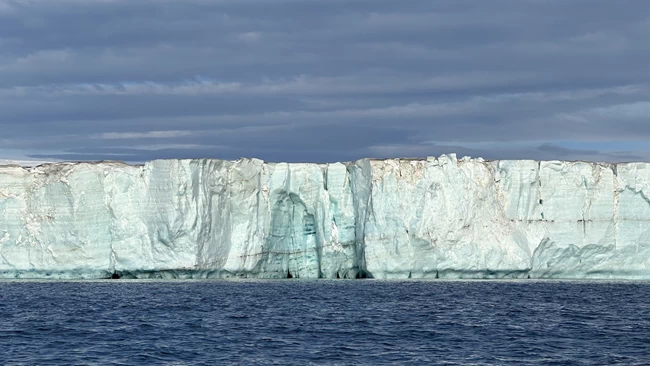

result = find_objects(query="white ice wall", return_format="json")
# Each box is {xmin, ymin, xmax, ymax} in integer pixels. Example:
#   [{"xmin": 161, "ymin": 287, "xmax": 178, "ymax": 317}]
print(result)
[{"xmin": 0, "ymin": 155, "xmax": 649, "ymax": 279}]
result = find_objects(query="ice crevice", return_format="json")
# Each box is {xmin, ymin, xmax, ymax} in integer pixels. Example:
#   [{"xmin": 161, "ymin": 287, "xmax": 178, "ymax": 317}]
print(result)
[{"xmin": 1, "ymin": 155, "xmax": 650, "ymax": 279}]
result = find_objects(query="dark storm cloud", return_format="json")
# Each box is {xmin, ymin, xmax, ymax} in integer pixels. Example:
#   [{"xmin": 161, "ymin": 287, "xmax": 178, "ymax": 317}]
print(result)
[{"xmin": 0, "ymin": 0, "xmax": 649, "ymax": 163}]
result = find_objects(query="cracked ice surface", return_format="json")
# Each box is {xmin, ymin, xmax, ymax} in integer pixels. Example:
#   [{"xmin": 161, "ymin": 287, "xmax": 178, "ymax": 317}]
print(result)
[{"xmin": 0, "ymin": 154, "xmax": 650, "ymax": 279}]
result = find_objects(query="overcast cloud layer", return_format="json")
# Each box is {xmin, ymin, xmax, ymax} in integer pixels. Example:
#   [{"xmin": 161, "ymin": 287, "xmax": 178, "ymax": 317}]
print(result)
[{"xmin": 1, "ymin": 0, "xmax": 649, "ymax": 163}]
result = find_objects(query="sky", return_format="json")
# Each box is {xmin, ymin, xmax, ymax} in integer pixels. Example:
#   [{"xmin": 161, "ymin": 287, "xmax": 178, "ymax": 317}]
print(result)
[{"xmin": 1, "ymin": 0, "xmax": 649, "ymax": 164}]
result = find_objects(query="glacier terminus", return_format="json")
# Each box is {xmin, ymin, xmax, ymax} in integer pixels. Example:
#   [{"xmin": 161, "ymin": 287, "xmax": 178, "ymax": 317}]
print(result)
[{"xmin": 0, "ymin": 154, "xmax": 649, "ymax": 280}]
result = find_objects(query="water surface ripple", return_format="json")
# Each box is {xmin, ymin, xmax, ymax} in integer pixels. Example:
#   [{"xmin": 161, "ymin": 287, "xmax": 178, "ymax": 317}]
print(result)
[{"xmin": 0, "ymin": 280, "xmax": 648, "ymax": 365}]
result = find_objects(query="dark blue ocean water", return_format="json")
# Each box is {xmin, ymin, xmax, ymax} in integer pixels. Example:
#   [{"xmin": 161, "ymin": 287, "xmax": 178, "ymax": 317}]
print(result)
[{"xmin": 1, "ymin": 280, "xmax": 649, "ymax": 365}]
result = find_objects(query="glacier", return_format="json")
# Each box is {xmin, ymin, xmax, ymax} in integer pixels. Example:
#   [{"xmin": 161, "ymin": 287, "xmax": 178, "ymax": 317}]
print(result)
[{"xmin": 0, "ymin": 154, "xmax": 649, "ymax": 280}]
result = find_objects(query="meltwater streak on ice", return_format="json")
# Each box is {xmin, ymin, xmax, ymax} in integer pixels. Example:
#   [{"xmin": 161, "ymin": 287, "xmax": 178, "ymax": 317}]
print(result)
[{"xmin": 0, "ymin": 154, "xmax": 648, "ymax": 279}]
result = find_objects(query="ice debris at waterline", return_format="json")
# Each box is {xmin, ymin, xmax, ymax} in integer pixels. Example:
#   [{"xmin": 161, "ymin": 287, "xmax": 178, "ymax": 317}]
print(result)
[{"xmin": 0, "ymin": 154, "xmax": 649, "ymax": 279}]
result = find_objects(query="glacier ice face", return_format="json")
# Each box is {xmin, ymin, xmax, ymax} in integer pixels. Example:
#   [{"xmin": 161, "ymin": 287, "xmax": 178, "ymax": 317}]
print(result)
[{"xmin": 0, "ymin": 155, "xmax": 649, "ymax": 279}]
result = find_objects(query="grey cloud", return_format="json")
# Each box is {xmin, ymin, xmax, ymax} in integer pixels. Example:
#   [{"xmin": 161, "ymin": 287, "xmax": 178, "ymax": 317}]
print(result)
[{"xmin": 0, "ymin": 0, "xmax": 649, "ymax": 163}]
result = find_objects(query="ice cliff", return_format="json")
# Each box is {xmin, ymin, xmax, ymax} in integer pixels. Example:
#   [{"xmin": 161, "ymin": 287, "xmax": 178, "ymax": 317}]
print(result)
[{"xmin": 0, "ymin": 154, "xmax": 649, "ymax": 279}]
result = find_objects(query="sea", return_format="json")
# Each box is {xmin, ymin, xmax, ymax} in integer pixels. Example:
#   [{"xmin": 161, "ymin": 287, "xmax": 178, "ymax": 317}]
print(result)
[{"xmin": 1, "ymin": 280, "xmax": 648, "ymax": 365}]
